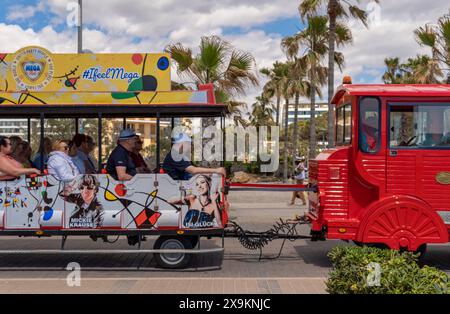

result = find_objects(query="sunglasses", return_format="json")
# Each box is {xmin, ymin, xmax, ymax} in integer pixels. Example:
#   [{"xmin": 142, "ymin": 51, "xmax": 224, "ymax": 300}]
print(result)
[{"xmin": 80, "ymin": 186, "xmax": 95, "ymax": 191}]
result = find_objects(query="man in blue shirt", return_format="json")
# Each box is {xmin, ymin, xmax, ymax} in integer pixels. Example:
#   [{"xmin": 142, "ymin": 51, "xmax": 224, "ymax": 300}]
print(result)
[{"xmin": 106, "ymin": 129, "xmax": 138, "ymax": 181}]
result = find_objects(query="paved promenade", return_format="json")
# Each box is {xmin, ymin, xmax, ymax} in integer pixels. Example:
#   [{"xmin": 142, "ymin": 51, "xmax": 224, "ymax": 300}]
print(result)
[{"xmin": 0, "ymin": 191, "xmax": 447, "ymax": 293}]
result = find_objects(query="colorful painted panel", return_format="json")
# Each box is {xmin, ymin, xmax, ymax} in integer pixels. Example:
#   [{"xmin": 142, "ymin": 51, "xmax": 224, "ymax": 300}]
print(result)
[
  {"xmin": 0, "ymin": 46, "xmax": 170, "ymax": 92},
  {"xmin": 0, "ymin": 173, "xmax": 226, "ymax": 231},
  {"xmin": 0, "ymin": 90, "xmax": 208, "ymax": 106}
]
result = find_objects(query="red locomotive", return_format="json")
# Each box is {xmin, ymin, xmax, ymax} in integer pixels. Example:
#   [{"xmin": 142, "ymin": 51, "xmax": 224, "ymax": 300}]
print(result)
[{"xmin": 307, "ymin": 80, "xmax": 450, "ymax": 253}]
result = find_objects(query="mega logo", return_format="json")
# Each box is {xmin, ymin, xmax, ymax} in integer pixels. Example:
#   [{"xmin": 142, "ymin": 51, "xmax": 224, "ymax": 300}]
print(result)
[
  {"xmin": 11, "ymin": 47, "xmax": 54, "ymax": 91},
  {"xmin": 21, "ymin": 61, "xmax": 45, "ymax": 82}
]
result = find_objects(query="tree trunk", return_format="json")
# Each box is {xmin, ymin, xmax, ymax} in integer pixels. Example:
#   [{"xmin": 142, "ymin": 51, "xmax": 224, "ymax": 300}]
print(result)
[
  {"xmin": 292, "ymin": 92, "xmax": 300, "ymax": 169},
  {"xmin": 283, "ymin": 97, "xmax": 290, "ymax": 182},
  {"xmin": 309, "ymin": 83, "xmax": 317, "ymax": 160},
  {"xmin": 327, "ymin": 0, "xmax": 338, "ymax": 148},
  {"xmin": 276, "ymin": 95, "xmax": 281, "ymax": 126},
  {"xmin": 201, "ymin": 117, "xmax": 219, "ymax": 167}
]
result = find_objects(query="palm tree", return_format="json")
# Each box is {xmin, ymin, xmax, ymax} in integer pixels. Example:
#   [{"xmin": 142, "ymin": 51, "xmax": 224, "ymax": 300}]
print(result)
[
  {"xmin": 383, "ymin": 55, "xmax": 443, "ymax": 84},
  {"xmin": 250, "ymin": 96, "xmax": 275, "ymax": 127},
  {"xmin": 280, "ymin": 39, "xmax": 308, "ymax": 162},
  {"xmin": 382, "ymin": 57, "xmax": 404, "ymax": 84},
  {"xmin": 278, "ymin": 62, "xmax": 294, "ymax": 182},
  {"xmin": 405, "ymin": 55, "xmax": 443, "ymax": 84},
  {"xmin": 166, "ymin": 36, "xmax": 258, "ymax": 123},
  {"xmin": 282, "ymin": 15, "xmax": 348, "ymax": 159},
  {"xmin": 299, "ymin": 0, "xmax": 376, "ymax": 148},
  {"xmin": 166, "ymin": 36, "xmax": 258, "ymax": 165},
  {"xmin": 414, "ymin": 13, "xmax": 450, "ymax": 82},
  {"xmin": 260, "ymin": 61, "xmax": 286, "ymax": 126}
]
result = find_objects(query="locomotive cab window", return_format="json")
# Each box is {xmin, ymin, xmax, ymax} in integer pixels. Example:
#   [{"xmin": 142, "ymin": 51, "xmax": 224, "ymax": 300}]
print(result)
[
  {"xmin": 389, "ymin": 103, "xmax": 450, "ymax": 149},
  {"xmin": 336, "ymin": 103, "xmax": 352, "ymax": 145},
  {"xmin": 359, "ymin": 97, "xmax": 380, "ymax": 153}
]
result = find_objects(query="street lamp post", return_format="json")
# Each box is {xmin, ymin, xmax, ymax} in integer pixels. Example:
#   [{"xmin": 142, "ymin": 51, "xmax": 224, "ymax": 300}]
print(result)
[{"xmin": 77, "ymin": 0, "xmax": 82, "ymax": 54}]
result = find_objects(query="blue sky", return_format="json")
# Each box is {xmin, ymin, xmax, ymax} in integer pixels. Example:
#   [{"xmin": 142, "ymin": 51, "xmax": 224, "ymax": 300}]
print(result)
[{"xmin": 0, "ymin": 0, "xmax": 449, "ymax": 106}]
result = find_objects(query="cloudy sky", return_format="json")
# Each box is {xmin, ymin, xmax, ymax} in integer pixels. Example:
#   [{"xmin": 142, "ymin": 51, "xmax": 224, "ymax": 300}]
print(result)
[{"xmin": 0, "ymin": 0, "xmax": 449, "ymax": 111}]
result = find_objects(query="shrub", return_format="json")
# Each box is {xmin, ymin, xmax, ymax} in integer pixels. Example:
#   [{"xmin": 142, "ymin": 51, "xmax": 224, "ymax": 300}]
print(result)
[{"xmin": 326, "ymin": 246, "xmax": 449, "ymax": 294}]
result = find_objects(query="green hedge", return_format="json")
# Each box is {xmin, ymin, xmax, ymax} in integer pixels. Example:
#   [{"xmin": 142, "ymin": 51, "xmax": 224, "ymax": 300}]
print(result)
[{"xmin": 326, "ymin": 246, "xmax": 449, "ymax": 294}]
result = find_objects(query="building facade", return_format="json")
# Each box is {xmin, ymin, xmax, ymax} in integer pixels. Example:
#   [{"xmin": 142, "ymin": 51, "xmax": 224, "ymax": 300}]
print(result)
[{"xmin": 286, "ymin": 103, "xmax": 328, "ymax": 124}]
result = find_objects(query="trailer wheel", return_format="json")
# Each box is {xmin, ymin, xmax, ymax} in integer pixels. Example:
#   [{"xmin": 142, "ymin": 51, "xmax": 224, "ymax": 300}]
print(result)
[{"xmin": 153, "ymin": 236, "xmax": 192, "ymax": 269}]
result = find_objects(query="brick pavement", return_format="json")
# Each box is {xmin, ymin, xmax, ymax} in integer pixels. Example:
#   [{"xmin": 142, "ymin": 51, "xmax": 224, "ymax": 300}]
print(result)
[{"xmin": 0, "ymin": 190, "xmax": 447, "ymax": 293}]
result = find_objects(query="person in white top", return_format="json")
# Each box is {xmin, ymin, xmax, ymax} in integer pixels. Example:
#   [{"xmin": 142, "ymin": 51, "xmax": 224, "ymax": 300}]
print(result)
[
  {"xmin": 47, "ymin": 139, "xmax": 80, "ymax": 182},
  {"xmin": 290, "ymin": 156, "xmax": 307, "ymax": 206}
]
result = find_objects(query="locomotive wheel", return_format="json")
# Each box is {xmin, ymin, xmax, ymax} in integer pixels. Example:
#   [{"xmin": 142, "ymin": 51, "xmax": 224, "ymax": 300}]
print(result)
[
  {"xmin": 153, "ymin": 236, "xmax": 192, "ymax": 269},
  {"xmin": 358, "ymin": 195, "xmax": 447, "ymax": 252}
]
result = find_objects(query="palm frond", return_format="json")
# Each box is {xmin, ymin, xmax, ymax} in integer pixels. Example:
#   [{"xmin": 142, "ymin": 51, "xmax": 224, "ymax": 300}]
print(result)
[
  {"xmin": 298, "ymin": 0, "xmax": 324, "ymax": 21},
  {"xmin": 334, "ymin": 22, "xmax": 353, "ymax": 47},
  {"xmin": 281, "ymin": 35, "xmax": 300, "ymax": 60},
  {"xmin": 164, "ymin": 43, "xmax": 194, "ymax": 74},
  {"xmin": 415, "ymin": 25, "xmax": 437, "ymax": 48},
  {"xmin": 347, "ymin": 5, "xmax": 368, "ymax": 28}
]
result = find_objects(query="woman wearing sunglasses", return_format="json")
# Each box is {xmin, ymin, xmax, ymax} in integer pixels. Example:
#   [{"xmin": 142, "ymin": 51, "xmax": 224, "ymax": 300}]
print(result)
[
  {"xmin": 61, "ymin": 174, "xmax": 104, "ymax": 229},
  {"xmin": 47, "ymin": 139, "xmax": 80, "ymax": 182}
]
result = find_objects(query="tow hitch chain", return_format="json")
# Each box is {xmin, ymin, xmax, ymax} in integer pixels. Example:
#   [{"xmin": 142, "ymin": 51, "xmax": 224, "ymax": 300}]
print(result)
[{"xmin": 225, "ymin": 215, "xmax": 312, "ymax": 260}]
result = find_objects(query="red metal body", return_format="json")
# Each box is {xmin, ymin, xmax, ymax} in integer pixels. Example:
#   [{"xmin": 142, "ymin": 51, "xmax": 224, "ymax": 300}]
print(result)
[{"xmin": 308, "ymin": 84, "xmax": 450, "ymax": 251}]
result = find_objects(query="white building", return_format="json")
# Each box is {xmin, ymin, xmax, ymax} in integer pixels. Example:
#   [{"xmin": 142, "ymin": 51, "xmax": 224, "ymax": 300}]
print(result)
[
  {"xmin": 0, "ymin": 119, "xmax": 28, "ymax": 137},
  {"xmin": 283, "ymin": 102, "xmax": 328, "ymax": 125}
]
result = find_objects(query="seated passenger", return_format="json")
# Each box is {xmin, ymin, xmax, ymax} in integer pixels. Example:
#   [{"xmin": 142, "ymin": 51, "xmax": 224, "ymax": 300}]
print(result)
[
  {"xmin": 130, "ymin": 135, "xmax": 151, "ymax": 173},
  {"xmin": 71, "ymin": 134, "xmax": 88, "ymax": 174},
  {"xmin": 162, "ymin": 132, "xmax": 226, "ymax": 180},
  {"xmin": 84, "ymin": 135, "xmax": 98, "ymax": 174},
  {"xmin": 360, "ymin": 116, "xmax": 378, "ymax": 152},
  {"xmin": 32, "ymin": 136, "xmax": 52, "ymax": 169},
  {"xmin": 12, "ymin": 141, "xmax": 35, "ymax": 168},
  {"xmin": 0, "ymin": 136, "xmax": 40, "ymax": 180},
  {"xmin": 9, "ymin": 136, "xmax": 23, "ymax": 154},
  {"xmin": 106, "ymin": 129, "xmax": 137, "ymax": 181},
  {"xmin": 47, "ymin": 139, "xmax": 80, "ymax": 182}
]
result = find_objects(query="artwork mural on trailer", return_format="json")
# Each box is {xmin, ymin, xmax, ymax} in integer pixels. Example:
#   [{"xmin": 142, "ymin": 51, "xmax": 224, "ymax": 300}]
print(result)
[
  {"xmin": 0, "ymin": 174, "xmax": 226, "ymax": 230},
  {"xmin": 169, "ymin": 174, "xmax": 224, "ymax": 229},
  {"xmin": 61, "ymin": 175, "xmax": 104, "ymax": 229},
  {"xmin": 0, "ymin": 46, "xmax": 208, "ymax": 106}
]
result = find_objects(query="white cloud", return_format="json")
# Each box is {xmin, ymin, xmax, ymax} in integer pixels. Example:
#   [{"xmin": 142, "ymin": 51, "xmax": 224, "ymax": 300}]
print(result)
[
  {"xmin": 336, "ymin": 0, "xmax": 449, "ymax": 85},
  {"xmin": 6, "ymin": 1, "xmax": 45, "ymax": 21},
  {"xmin": 2, "ymin": 0, "xmax": 448, "ymax": 112}
]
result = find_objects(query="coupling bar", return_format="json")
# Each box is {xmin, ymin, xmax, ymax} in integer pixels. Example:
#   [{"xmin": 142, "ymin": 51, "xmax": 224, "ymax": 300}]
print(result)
[{"xmin": 228, "ymin": 182, "xmax": 317, "ymax": 192}]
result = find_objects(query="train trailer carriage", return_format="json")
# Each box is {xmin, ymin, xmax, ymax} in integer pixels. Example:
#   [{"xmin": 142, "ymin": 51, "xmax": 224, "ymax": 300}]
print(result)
[
  {"xmin": 2, "ymin": 46, "xmax": 450, "ymax": 269},
  {"xmin": 307, "ymin": 81, "xmax": 450, "ymax": 253},
  {"xmin": 0, "ymin": 46, "xmax": 229, "ymax": 269}
]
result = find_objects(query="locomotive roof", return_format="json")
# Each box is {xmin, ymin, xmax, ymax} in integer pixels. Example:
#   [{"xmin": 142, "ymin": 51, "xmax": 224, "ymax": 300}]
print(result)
[{"xmin": 331, "ymin": 84, "xmax": 450, "ymax": 104}]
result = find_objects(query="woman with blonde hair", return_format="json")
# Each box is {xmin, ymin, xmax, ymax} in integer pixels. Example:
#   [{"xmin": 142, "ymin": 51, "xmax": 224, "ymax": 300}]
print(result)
[
  {"xmin": 47, "ymin": 139, "xmax": 80, "ymax": 182},
  {"xmin": 170, "ymin": 174, "xmax": 223, "ymax": 228}
]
